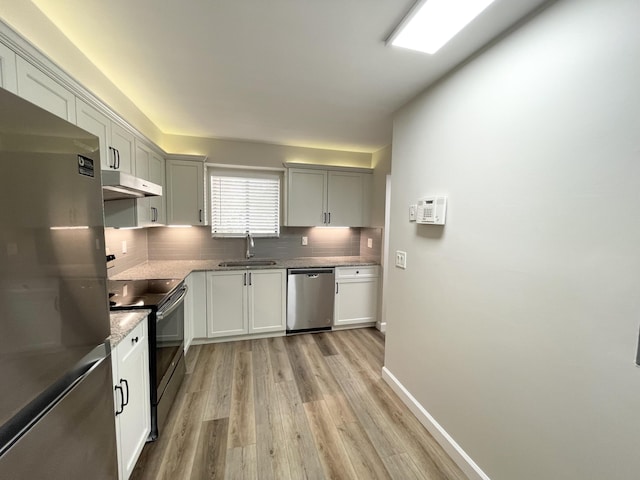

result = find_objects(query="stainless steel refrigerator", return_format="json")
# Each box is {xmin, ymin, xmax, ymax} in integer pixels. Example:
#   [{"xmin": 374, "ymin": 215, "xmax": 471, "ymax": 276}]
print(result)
[{"xmin": 0, "ymin": 89, "xmax": 118, "ymax": 478}]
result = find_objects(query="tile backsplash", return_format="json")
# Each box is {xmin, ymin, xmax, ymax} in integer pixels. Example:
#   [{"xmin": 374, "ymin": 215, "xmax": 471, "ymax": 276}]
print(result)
[{"xmin": 105, "ymin": 225, "xmax": 382, "ymax": 274}]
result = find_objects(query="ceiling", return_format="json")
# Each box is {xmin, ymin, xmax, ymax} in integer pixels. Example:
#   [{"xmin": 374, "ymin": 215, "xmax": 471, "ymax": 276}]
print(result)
[{"xmin": 31, "ymin": 0, "xmax": 551, "ymax": 153}]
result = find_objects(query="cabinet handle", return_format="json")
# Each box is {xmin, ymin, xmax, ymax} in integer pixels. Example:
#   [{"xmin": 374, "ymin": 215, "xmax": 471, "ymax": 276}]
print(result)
[
  {"xmin": 323, "ymin": 212, "xmax": 327, "ymax": 224},
  {"xmin": 131, "ymin": 336, "xmax": 139, "ymax": 344},
  {"xmin": 336, "ymin": 282, "xmax": 339, "ymax": 294},
  {"xmin": 243, "ymin": 272, "xmax": 247, "ymax": 286},
  {"xmin": 114, "ymin": 385, "xmax": 124, "ymax": 415},
  {"xmin": 328, "ymin": 212, "xmax": 331, "ymax": 224},
  {"xmin": 108, "ymin": 147, "xmax": 115, "ymax": 168},
  {"xmin": 199, "ymin": 209, "xmax": 203, "ymax": 223},
  {"xmin": 115, "ymin": 149, "xmax": 121, "ymax": 170},
  {"xmin": 248, "ymin": 272, "xmax": 252, "ymax": 286},
  {"xmin": 120, "ymin": 378, "xmax": 129, "ymax": 408}
]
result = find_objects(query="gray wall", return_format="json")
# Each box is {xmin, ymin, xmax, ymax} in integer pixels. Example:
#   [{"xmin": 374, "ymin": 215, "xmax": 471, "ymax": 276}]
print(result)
[{"xmin": 384, "ymin": 0, "xmax": 640, "ymax": 478}]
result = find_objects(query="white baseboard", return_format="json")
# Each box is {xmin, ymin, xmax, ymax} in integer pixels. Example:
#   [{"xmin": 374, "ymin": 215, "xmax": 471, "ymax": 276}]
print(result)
[
  {"xmin": 376, "ymin": 321, "xmax": 387, "ymax": 333},
  {"xmin": 381, "ymin": 367, "xmax": 490, "ymax": 480}
]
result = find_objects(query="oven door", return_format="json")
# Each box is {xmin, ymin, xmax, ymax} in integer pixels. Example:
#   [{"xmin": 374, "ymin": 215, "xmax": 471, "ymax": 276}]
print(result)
[{"xmin": 154, "ymin": 283, "xmax": 187, "ymax": 404}]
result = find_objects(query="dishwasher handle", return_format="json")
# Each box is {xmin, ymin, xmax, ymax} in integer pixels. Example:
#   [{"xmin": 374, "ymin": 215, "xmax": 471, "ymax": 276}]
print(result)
[{"xmin": 288, "ymin": 268, "xmax": 334, "ymax": 276}]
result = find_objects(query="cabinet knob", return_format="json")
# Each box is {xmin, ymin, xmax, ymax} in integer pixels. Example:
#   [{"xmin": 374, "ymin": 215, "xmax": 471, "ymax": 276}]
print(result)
[{"xmin": 131, "ymin": 336, "xmax": 139, "ymax": 344}]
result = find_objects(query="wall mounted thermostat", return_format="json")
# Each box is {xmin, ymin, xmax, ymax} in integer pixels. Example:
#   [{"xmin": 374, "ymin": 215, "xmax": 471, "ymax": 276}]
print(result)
[{"xmin": 417, "ymin": 196, "xmax": 447, "ymax": 225}]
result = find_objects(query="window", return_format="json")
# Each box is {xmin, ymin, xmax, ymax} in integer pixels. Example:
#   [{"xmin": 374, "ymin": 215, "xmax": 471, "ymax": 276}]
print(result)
[{"xmin": 209, "ymin": 170, "xmax": 280, "ymax": 238}]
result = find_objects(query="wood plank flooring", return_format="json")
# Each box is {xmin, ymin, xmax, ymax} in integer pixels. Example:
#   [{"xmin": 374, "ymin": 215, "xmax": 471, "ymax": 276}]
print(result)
[{"xmin": 130, "ymin": 328, "xmax": 468, "ymax": 480}]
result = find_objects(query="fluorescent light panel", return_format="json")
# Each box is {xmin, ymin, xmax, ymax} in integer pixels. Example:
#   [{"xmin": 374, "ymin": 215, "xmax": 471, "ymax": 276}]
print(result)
[{"xmin": 390, "ymin": 0, "xmax": 495, "ymax": 54}]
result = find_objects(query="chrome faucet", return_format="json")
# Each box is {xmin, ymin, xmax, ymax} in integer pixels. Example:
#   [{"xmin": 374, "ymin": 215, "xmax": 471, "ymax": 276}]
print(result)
[{"xmin": 245, "ymin": 232, "xmax": 255, "ymax": 259}]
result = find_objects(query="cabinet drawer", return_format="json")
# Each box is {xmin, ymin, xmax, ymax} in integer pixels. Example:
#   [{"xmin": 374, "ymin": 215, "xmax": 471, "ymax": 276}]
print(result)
[
  {"xmin": 336, "ymin": 266, "xmax": 379, "ymax": 279},
  {"xmin": 119, "ymin": 321, "xmax": 147, "ymax": 357}
]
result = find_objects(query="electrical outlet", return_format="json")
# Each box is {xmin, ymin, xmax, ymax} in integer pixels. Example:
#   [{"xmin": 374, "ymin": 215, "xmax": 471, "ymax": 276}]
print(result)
[
  {"xmin": 395, "ymin": 250, "xmax": 407, "ymax": 269},
  {"xmin": 367, "ymin": 238, "xmax": 373, "ymax": 248},
  {"xmin": 123, "ymin": 284, "xmax": 128, "ymax": 297},
  {"xmin": 121, "ymin": 240, "xmax": 127, "ymax": 254},
  {"xmin": 302, "ymin": 236, "xmax": 308, "ymax": 246}
]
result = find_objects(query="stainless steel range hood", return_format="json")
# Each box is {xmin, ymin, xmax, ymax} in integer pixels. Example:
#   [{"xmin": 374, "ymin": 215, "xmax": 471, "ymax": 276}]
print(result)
[{"xmin": 102, "ymin": 170, "xmax": 162, "ymax": 201}]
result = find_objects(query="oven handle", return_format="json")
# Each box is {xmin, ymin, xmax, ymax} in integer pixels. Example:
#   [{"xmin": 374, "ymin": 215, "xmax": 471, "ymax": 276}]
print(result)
[{"xmin": 156, "ymin": 285, "xmax": 188, "ymax": 321}]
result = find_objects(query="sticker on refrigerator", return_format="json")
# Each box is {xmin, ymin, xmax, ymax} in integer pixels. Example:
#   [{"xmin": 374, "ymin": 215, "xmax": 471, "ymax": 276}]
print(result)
[{"xmin": 77, "ymin": 155, "xmax": 95, "ymax": 177}]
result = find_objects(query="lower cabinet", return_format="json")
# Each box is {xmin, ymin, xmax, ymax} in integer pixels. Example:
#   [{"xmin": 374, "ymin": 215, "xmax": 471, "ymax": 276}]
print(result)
[
  {"xmin": 184, "ymin": 271, "xmax": 207, "ymax": 350},
  {"xmin": 206, "ymin": 269, "xmax": 286, "ymax": 337},
  {"xmin": 111, "ymin": 320, "xmax": 150, "ymax": 480},
  {"xmin": 334, "ymin": 266, "xmax": 379, "ymax": 326}
]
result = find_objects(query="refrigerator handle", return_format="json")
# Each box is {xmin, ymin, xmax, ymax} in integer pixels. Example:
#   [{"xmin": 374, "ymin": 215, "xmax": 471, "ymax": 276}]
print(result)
[
  {"xmin": 120, "ymin": 379, "xmax": 129, "ymax": 408},
  {"xmin": 114, "ymin": 385, "xmax": 124, "ymax": 416},
  {"xmin": 336, "ymin": 282, "xmax": 339, "ymax": 294}
]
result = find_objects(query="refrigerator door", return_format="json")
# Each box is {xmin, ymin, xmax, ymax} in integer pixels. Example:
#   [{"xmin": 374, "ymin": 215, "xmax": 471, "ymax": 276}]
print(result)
[
  {"xmin": 0, "ymin": 348, "xmax": 118, "ymax": 479},
  {"xmin": 0, "ymin": 89, "xmax": 116, "ymax": 472}
]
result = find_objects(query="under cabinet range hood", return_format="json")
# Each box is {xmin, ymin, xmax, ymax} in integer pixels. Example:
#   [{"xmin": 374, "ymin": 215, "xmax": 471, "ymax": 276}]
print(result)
[{"xmin": 101, "ymin": 170, "xmax": 162, "ymax": 200}]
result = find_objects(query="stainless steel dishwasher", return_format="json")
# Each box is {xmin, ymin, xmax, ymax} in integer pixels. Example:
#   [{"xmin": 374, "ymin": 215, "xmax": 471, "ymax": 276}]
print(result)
[{"xmin": 287, "ymin": 268, "xmax": 335, "ymax": 333}]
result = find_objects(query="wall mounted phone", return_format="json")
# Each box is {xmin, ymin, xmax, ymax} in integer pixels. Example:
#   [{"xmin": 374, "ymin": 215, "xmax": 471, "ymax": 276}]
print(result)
[{"xmin": 416, "ymin": 196, "xmax": 447, "ymax": 225}]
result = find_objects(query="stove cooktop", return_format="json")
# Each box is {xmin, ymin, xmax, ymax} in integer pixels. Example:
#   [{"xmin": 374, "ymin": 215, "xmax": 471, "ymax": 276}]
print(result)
[{"xmin": 108, "ymin": 278, "xmax": 182, "ymax": 309}]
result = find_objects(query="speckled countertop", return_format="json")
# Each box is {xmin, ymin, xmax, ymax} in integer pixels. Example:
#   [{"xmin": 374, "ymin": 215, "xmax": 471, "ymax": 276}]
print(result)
[
  {"xmin": 109, "ymin": 256, "xmax": 379, "ymax": 281},
  {"xmin": 109, "ymin": 310, "xmax": 151, "ymax": 348}
]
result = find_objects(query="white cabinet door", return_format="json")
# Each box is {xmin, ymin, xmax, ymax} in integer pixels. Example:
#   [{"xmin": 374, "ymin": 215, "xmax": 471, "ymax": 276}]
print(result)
[
  {"xmin": 327, "ymin": 171, "xmax": 365, "ymax": 227},
  {"xmin": 185, "ymin": 271, "xmax": 207, "ymax": 350},
  {"xmin": 286, "ymin": 167, "xmax": 372, "ymax": 227},
  {"xmin": 149, "ymin": 152, "xmax": 166, "ymax": 225},
  {"xmin": 110, "ymin": 123, "xmax": 135, "ymax": 174},
  {"xmin": 112, "ymin": 320, "xmax": 150, "ymax": 480},
  {"xmin": 16, "ymin": 57, "xmax": 76, "ymax": 122},
  {"xmin": 334, "ymin": 266, "xmax": 379, "ymax": 326},
  {"xmin": 0, "ymin": 42, "xmax": 18, "ymax": 93},
  {"xmin": 76, "ymin": 98, "xmax": 112, "ymax": 170},
  {"xmin": 206, "ymin": 269, "xmax": 286, "ymax": 338},
  {"xmin": 248, "ymin": 269, "xmax": 286, "ymax": 334},
  {"xmin": 286, "ymin": 168, "xmax": 326, "ymax": 226},
  {"xmin": 206, "ymin": 271, "xmax": 247, "ymax": 337},
  {"xmin": 166, "ymin": 159, "xmax": 205, "ymax": 225}
]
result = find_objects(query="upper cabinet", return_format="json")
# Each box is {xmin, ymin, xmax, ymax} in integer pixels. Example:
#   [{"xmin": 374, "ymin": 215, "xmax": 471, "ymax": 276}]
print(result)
[
  {"xmin": 109, "ymin": 123, "xmax": 135, "ymax": 174},
  {"xmin": 286, "ymin": 165, "xmax": 372, "ymax": 227},
  {"xmin": 166, "ymin": 157, "xmax": 206, "ymax": 226},
  {"xmin": 76, "ymin": 98, "xmax": 112, "ymax": 171},
  {"xmin": 149, "ymin": 152, "xmax": 166, "ymax": 225},
  {"xmin": 16, "ymin": 57, "xmax": 76, "ymax": 122},
  {"xmin": 0, "ymin": 42, "xmax": 17, "ymax": 93}
]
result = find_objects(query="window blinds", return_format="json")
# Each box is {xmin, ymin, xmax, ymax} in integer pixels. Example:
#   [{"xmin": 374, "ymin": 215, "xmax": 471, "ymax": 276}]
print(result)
[{"xmin": 210, "ymin": 174, "xmax": 280, "ymax": 237}]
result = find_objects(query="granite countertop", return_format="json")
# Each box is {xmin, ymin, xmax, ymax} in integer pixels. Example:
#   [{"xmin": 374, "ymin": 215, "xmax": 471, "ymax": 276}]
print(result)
[
  {"xmin": 109, "ymin": 256, "xmax": 379, "ymax": 282},
  {"xmin": 109, "ymin": 310, "xmax": 151, "ymax": 348}
]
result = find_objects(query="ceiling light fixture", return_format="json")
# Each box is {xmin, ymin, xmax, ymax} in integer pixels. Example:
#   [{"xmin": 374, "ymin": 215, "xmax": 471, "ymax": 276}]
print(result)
[{"xmin": 388, "ymin": 0, "xmax": 496, "ymax": 54}]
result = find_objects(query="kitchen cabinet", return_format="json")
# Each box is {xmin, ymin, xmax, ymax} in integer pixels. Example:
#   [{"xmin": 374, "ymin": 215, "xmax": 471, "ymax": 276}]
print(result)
[
  {"xmin": 184, "ymin": 271, "xmax": 207, "ymax": 350},
  {"xmin": 76, "ymin": 98, "xmax": 137, "ymax": 174},
  {"xmin": 109, "ymin": 123, "xmax": 136, "ymax": 174},
  {"xmin": 206, "ymin": 269, "xmax": 286, "ymax": 338},
  {"xmin": 0, "ymin": 42, "xmax": 18, "ymax": 93},
  {"xmin": 149, "ymin": 152, "xmax": 166, "ymax": 225},
  {"xmin": 76, "ymin": 98, "xmax": 112, "ymax": 171},
  {"xmin": 104, "ymin": 142, "xmax": 166, "ymax": 228},
  {"xmin": 166, "ymin": 157, "xmax": 206, "ymax": 225},
  {"xmin": 16, "ymin": 56, "xmax": 76, "ymax": 122},
  {"xmin": 286, "ymin": 166, "xmax": 372, "ymax": 227},
  {"xmin": 334, "ymin": 266, "xmax": 379, "ymax": 327},
  {"xmin": 111, "ymin": 320, "xmax": 150, "ymax": 480}
]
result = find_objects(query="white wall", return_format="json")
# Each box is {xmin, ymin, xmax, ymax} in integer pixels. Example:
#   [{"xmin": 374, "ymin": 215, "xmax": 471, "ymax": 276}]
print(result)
[
  {"xmin": 162, "ymin": 133, "xmax": 372, "ymax": 169},
  {"xmin": 384, "ymin": 0, "xmax": 640, "ymax": 479}
]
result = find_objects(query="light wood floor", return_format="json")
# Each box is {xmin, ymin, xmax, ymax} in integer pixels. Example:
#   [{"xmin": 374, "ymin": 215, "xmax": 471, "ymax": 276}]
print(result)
[{"xmin": 130, "ymin": 328, "xmax": 468, "ymax": 480}]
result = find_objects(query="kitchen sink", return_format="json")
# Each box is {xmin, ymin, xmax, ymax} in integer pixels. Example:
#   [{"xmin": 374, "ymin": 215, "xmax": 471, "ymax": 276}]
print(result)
[{"xmin": 218, "ymin": 260, "xmax": 278, "ymax": 267}]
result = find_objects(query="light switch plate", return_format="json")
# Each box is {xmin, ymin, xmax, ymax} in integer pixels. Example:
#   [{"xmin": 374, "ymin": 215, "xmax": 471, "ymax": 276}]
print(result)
[
  {"xmin": 395, "ymin": 250, "xmax": 407, "ymax": 269},
  {"xmin": 302, "ymin": 236, "xmax": 308, "ymax": 246},
  {"xmin": 121, "ymin": 240, "xmax": 127, "ymax": 254}
]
